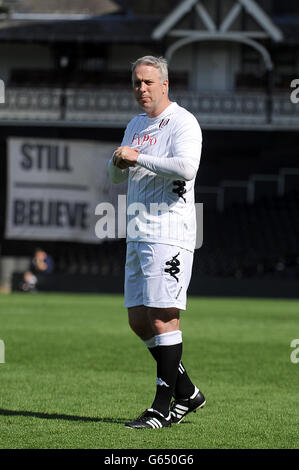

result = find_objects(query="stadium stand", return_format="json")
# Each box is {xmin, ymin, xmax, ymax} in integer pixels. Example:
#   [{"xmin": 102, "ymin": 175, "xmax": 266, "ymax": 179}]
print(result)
[
  {"xmin": 0, "ymin": 0, "xmax": 299, "ymax": 297},
  {"xmin": 8, "ymin": 173, "xmax": 298, "ymax": 294},
  {"xmin": 193, "ymin": 188, "xmax": 299, "ymax": 280},
  {"xmin": 9, "ymin": 69, "xmax": 189, "ymax": 90}
]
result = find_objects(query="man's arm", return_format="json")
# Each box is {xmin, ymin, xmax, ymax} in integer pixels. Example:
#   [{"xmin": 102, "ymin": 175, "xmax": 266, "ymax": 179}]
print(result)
[
  {"xmin": 114, "ymin": 115, "xmax": 202, "ymax": 181},
  {"xmin": 107, "ymin": 154, "xmax": 129, "ymax": 184},
  {"xmin": 113, "ymin": 147, "xmax": 198, "ymax": 181},
  {"xmin": 136, "ymin": 154, "xmax": 198, "ymax": 181},
  {"xmin": 107, "ymin": 120, "xmax": 136, "ymax": 184}
]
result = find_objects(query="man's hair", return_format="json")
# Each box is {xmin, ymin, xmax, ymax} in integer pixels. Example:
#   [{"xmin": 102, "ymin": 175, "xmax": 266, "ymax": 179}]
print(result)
[{"xmin": 131, "ymin": 56, "xmax": 169, "ymax": 84}]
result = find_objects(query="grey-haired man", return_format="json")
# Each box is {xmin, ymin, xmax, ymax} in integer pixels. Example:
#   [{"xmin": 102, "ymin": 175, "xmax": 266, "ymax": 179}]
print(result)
[{"xmin": 108, "ymin": 56, "xmax": 206, "ymax": 429}]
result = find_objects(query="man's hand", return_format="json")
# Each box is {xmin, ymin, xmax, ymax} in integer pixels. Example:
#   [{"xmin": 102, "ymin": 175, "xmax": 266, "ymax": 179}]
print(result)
[{"xmin": 113, "ymin": 146, "xmax": 139, "ymax": 169}]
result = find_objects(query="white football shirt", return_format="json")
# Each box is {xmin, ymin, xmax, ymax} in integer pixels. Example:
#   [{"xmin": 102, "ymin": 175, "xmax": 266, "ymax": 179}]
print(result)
[{"xmin": 109, "ymin": 101, "xmax": 202, "ymax": 252}]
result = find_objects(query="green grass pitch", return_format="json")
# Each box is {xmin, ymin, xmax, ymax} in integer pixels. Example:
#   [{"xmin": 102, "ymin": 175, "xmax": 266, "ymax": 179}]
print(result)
[{"xmin": 0, "ymin": 292, "xmax": 298, "ymax": 449}]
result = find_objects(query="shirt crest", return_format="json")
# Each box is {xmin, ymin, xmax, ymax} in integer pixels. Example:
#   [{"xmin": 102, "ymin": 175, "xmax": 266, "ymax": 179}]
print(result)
[{"xmin": 159, "ymin": 118, "xmax": 170, "ymax": 129}]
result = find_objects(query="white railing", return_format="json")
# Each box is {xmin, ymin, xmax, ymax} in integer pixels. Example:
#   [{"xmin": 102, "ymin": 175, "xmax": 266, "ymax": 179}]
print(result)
[{"xmin": 0, "ymin": 87, "xmax": 298, "ymax": 129}]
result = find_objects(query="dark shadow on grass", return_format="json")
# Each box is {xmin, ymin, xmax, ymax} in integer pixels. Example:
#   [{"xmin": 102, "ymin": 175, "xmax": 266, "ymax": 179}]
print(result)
[{"xmin": 0, "ymin": 408, "xmax": 126, "ymax": 425}]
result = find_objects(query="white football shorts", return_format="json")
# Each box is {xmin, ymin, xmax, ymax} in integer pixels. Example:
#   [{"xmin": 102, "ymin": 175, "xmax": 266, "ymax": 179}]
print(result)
[{"xmin": 124, "ymin": 241, "xmax": 194, "ymax": 310}]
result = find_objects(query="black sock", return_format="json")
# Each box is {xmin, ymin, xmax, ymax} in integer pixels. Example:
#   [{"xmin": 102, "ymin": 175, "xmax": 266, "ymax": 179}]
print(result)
[
  {"xmin": 175, "ymin": 360, "xmax": 195, "ymax": 399},
  {"xmin": 151, "ymin": 343, "xmax": 182, "ymax": 417},
  {"xmin": 148, "ymin": 346, "xmax": 195, "ymax": 400}
]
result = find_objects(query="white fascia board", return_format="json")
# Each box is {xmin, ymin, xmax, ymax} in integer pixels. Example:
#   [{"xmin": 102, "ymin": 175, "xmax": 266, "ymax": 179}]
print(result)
[
  {"xmin": 152, "ymin": 0, "xmax": 198, "ymax": 39},
  {"xmin": 10, "ymin": 13, "xmax": 94, "ymax": 20},
  {"xmin": 238, "ymin": 0, "xmax": 283, "ymax": 42},
  {"xmin": 169, "ymin": 29, "xmax": 268, "ymax": 39},
  {"xmin": 219, "ymin": 3, "xmax": 242, "ymax": 32},
  {"xmin": 195, "ymin": 2, "xmax": 216, "ymax": 31}
]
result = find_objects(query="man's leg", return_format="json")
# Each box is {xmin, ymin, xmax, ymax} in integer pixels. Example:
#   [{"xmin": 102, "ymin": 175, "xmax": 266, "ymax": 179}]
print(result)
[
  {"xmin": 149, "ymin": 310, "xmax": 206, "ymax": 425},
  {"xmin": 147, "ymin": 306, "xmax": 182, "ymax": 417},
  {"xmin": 128, "ymin": 306, "xmax": 196, "ymax": 414},
  {"xmin": 128, "ymin": 305, "xmax": 154, "ymax": 341},
  {"xmin": 126, "ymin": 244, "xmax": 205, "ymax": 428}
]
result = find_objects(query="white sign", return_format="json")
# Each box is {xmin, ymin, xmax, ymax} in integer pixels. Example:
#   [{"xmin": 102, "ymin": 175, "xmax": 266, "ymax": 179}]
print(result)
[
  {"xmin": 0, "ymin": 79, "xmax": 4, "ymax": 103},
  {"xmin": 5, "ymin": 137, "xmax": 124, "ymax": 243}
]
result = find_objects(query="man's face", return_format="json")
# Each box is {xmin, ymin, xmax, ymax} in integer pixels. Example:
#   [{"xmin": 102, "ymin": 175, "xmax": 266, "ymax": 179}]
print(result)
[
  {"xmin": 35, "ymin": 250, "xmax": 46, "ymax": 261},
  {"xmin": 132, "ymin": 64, "xmax": 169, "ymax": 118}
]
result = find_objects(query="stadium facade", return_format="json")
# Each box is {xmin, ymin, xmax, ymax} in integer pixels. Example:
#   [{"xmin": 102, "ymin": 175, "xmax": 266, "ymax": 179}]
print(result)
[{"xmin": 0, "ymin": 0, "xmax": 298, "ymax": 295}]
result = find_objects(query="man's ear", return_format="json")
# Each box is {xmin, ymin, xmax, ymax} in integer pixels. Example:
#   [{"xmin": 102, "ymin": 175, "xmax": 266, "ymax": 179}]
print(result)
[{"xmin": 163, "ymin": 79, "xmax": 169, "ymax": 94}]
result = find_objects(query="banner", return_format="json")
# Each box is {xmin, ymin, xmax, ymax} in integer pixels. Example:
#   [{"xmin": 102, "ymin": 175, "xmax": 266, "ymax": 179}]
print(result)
[{"xmin": 5, "ymin": 137, "xmax": 126, "ymax": 243}]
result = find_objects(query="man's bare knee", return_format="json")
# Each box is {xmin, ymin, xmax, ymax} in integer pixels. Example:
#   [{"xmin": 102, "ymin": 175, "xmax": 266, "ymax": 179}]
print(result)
[
  {"xmin": 148, "ymin": 307, "xmax": 180, "ymax": 335},
  {"xmin": 128, "ymin": 305, "xmax": 154, "ymax": 340}
]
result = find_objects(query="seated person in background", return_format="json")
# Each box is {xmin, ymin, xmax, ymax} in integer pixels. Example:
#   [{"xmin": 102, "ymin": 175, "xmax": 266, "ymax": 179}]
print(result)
[{"xmin": 22, "ymin": 248, "xmax": 54, "ymax": 292}]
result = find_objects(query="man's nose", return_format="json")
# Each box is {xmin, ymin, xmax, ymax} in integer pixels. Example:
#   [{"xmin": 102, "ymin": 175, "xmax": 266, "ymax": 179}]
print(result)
[{"xmin": 140, "ymin": 81, "xmax": 146, "ymax": 92}]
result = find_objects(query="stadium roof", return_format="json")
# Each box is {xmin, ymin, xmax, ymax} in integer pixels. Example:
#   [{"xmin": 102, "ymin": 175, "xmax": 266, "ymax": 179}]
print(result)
[
  {"xmin": 0, "ymin": 0, "xmax": 297, "ymax": 45},
  {"xmin": 0, "ymin": 15, "xmax": 161, "ymax": 43},
  {"xmin": 2, "ymin": 0, "xmax": 121, "ymax": 15}
]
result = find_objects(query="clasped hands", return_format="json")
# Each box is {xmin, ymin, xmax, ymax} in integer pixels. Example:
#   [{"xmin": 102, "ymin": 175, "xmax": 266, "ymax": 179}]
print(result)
[{"xmin": 113, "ymin": 146, "xmax": 139, "ymax": 169}]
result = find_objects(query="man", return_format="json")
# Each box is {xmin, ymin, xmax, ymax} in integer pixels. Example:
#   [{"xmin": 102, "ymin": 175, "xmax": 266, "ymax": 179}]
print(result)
[
  {"xmin": 108, "ymin": 55, "xmax": 205, "ymax": 429},
  {"xmin": 22, "ymin": 247, "xmax": 54, "ymax": 292}
]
